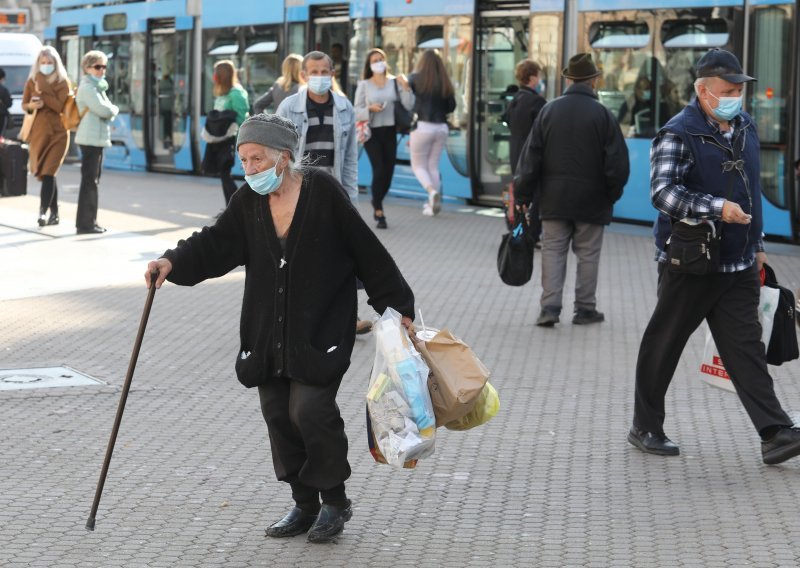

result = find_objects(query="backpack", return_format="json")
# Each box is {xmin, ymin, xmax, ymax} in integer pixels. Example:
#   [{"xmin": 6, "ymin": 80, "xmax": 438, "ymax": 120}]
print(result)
[{"xmin": 61, "ymin": 88, "xmax": 87, "ymax": 131}]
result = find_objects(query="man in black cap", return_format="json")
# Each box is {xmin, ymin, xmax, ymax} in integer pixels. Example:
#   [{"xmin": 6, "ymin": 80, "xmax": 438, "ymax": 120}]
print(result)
[
  {"xmin": 145, "ymin": 113, "xmax": 415, "ymax": 542},
  {"xmin": 628, "ymin": 48, "xmax": 800, "ymax": 464},
  {"xmin": 514, "ymin": 53, "xmax": 629, "ymax": 327}
]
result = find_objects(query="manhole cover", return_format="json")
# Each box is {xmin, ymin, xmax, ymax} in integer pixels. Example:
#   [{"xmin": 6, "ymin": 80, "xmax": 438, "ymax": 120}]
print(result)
[{"xmin": 0, "ymin": 366, "xmax": 105, "ymax": 391}]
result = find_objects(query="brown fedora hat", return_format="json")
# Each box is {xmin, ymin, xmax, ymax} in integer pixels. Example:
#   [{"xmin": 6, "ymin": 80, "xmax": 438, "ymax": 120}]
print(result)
[{"xmin": 562, "ymin": 53, "xmax": 601, "ymax": 80}]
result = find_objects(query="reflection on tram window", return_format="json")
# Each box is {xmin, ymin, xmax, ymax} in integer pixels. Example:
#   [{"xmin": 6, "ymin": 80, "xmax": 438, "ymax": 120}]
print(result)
[
  {"xmin": 242, "ymin": 27, "xmax": 281, "ymax": 108},
  {"xmin": 203, "ymin": 31, "xmax": 239, "ymax": 114},
  {"xmin": 93, "ymin": 36, "xmax": 132, "ymax": 113},
  {"xmin": 530, "ymin": 14, "xmax": 562, "ymax": 102}
]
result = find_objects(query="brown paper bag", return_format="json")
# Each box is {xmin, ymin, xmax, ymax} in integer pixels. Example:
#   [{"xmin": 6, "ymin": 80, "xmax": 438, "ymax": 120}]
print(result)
[{"xmin": 412, "ymin": 328, "xmax": 490, "ymax": 426}]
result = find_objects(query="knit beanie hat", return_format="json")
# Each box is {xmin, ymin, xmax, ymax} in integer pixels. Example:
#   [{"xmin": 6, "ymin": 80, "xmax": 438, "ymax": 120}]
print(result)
[{"xmin": 236, "ymin": 113, "xmax": 299, "ymax": 159}]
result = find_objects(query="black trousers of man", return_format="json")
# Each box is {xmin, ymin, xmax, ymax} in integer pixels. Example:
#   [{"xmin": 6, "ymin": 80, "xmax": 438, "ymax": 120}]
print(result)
[
  {"xmin": 363, "ymin": 126, "xmax": 397, "ymax": 212},
  {"xmin": 77, "ymin": 145, "xmax": 104, "ymax": 231},
  {"xmin": 634, "ymin": 264, "xmax": 793, "ymax": 436},
  {"xmin": 258, "ymin": 376, "xmax": 351, "ymax": 512}
]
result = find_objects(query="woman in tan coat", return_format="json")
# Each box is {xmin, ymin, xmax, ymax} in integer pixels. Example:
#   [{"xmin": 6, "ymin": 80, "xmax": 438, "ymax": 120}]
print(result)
[{"xmin": 23, "ymin": 46, "xmax": 70, "ymax": 227}]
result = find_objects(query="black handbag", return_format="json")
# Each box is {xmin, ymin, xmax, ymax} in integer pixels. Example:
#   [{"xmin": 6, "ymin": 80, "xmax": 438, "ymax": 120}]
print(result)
[
  {"xmin": 666, "ymin": 220, "xmax": 720, "ymax": 275},
  {"xmin": 762, "ymin": 264, "xmax": 799, "ymax": 366},
  {"xmin": 393, "ymin": 78, "xmax": 413, "ymax": 135},
  {"xmin": 497, "ymin": 215, "xmax": 535, "ymax": 286}
]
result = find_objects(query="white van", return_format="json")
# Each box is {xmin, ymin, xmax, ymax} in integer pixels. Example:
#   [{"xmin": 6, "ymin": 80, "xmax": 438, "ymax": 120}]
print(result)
[{"xmin": 0, "ymin": 33, "xmax": 43, "ymax": 139}]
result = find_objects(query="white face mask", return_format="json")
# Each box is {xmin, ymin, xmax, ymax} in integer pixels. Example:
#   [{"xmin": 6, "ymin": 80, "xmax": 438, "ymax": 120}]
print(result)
[{"xmin": 370, "ymin": 61, "xmax": 387, "ymax": 75}]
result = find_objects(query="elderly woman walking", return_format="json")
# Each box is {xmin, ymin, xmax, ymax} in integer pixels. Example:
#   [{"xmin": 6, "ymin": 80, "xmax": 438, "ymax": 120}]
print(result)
[
  {"xmin": 75, "ymin": 50, "xmax": 119, "ymax": 234},
  {"xmin": 146, "ymin": 114, "xmax": 415, "ymax": 543},
  {"xmin": 23, "ymin": 46, "xmax": 70, "ymax": 227}
]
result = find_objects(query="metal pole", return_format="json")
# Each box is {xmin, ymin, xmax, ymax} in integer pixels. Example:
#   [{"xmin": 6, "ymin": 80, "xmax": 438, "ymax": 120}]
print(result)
[{"xmin": 85, "ymin": 272, "xmax": 159, "ymax": 531}]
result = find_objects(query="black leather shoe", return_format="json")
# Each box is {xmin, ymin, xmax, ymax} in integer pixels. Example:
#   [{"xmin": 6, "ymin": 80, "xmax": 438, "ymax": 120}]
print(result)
[
  {"xmin": 264, "ymin": 507, "xmax": 318, "ymax": 538},
  {"xmin": 37, "ymin": 214, "xmax": 47, "ymax": 227},
  {"xmin": 46, "ymin": 213, "xmax": 59, "ymax": 226},
  {"xmin": 307, "ymin": 502, "xmax": 352, "ymax": 543},
  {"xmin": 627, "ymin": 428, "xmax": 680, "ymax": 456},
  {"xmin": 77, "ymin": 225, "xmax": 107, "ymax": 235},
  {"xmin": 762, "ymin": 427, "xmax": 800, "ymax": 465}
]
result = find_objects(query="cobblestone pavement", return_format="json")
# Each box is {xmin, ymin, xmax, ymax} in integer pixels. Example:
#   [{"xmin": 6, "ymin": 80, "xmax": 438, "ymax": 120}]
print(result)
[{"xmin": 2, "ymin": 165, "xmax": 800, "ymax": 567}]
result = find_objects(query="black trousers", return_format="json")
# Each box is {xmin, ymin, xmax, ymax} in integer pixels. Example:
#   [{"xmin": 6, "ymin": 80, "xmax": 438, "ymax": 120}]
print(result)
[
  {"xmin": 40, "ymin": 175, "xmax": 58, "ymax": 215},
  {"xmin": 77, "ymin": 145, "xmax": 104, "ymax": 230},
  {"xmin": 634, "ymin": 263, "xmax": 792, "ymax": 435},
  {"xmin": 364, "ymin": 126, "xmax": 397, "ymax": 212},
  {"xmin": 220, "ymin": 166, "xmax": 238, "ymax": 206},
  {"xmin": 258, "ymin": 376, "xmax": 350, "ymax": 506}
]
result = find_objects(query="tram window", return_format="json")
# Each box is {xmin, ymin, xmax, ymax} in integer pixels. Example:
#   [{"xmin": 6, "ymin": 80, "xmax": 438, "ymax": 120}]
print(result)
[
  {"xmin": 378, "ymin": 20, "xmax": 412, "ymax": 75},
  {"xmin": 414, "ymin": 25, "xmax": 444, "ymax": 69},
  {"xmin": 93, "ymin": 36, "xmax": 132, "ymax": 113},
  {"xmin": 242, "ymin": 27, "xmax": 281, "ymax": 107},
  {"xmin": 530, "ymin": 14, "xmax": 562, "ymax": 102},
  {"xmin": 203, "ymin": 30, "xmax": 240, "ymax": 114},
  {"xmin": 661, "ymin": 19, "xmax": 728, "ymax": 108},
  {"xmin": 589, "ymin": 21, "xmax": 666, "ymax": 138},
  {"xmin": 445, "ymin": 16, "xmax": 471, "ymax": 132}
]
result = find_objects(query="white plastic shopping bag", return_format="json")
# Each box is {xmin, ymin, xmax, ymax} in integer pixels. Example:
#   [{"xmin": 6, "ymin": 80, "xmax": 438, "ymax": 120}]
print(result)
[
  {"xmin": 699, "ymin": 285, "xmax": 780, "ymax": 392},
  {"xmin": 366, "ymin": 308, "xmax": 436, "ymax": 468}
]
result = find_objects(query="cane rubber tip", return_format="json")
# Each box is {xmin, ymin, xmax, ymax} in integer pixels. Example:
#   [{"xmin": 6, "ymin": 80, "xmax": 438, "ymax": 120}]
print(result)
[{"xmin": 85, "ymin": 517, "xmax": 96, "ymax": 531}]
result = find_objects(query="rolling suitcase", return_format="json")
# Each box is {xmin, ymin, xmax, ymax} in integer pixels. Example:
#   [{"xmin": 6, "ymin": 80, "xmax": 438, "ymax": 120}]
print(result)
[{"xmin": 0, "ymin": 141, "xmax": 28, "ymax": 196}]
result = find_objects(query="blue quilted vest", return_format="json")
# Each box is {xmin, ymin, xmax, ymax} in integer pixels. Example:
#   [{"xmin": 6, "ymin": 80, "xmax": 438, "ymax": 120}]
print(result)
[{"xmin": 653, "ymin": 100, "xmax": 762, "ymax": 267}]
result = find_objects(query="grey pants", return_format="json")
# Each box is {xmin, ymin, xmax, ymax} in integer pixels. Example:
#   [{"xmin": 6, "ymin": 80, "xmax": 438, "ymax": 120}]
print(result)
[{"xmin": 540, "ymin": 219, "xmax": 604, "ymax": 313}]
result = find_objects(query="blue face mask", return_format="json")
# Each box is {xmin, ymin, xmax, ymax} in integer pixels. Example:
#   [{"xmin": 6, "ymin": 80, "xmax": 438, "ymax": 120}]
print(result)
[
  {"xmin": 40, "ymin": 64, "xmax": 55, "ymax": 75},
  {"xmin": 308, "ymin": 75, "xmax": 332, "ymax": 95},
  {"xmin": 245, "ymin": 165, "xmax": 283, "ymax": 196},
  {"xmin": 535, "ymin": 80, "xmax": 546, "ymax": 95},
  {"xmin": 88, "ymin": 73, "xmax": 106, "ymax": 83},
  {"xmin": 708, "ymin": 91, "xmax": 743, "ymax": 121},
  {"xmin": 641, "ymin": 91, "xmax": 651, "ymax": 102}
]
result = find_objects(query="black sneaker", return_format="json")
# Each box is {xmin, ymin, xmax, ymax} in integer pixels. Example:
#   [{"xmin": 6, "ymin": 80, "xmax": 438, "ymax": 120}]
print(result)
[
  {"xmin": 762, "ymin": 427, "xmax": 800, "ymax": 465},
  {"xmin": 573, "ymin": 309, "xmax": 605, "ymax": 325}
]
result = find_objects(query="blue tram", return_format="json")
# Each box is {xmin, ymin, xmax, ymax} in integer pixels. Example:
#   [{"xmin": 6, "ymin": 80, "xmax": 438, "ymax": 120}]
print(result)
[{"xmin": 48, "ymin": 0, "xmax": 800, "ymax": 238}]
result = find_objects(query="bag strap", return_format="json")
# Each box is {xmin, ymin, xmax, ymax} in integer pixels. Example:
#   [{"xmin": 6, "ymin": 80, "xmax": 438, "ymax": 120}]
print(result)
[{"xmin": 717, "ymin": 135, "xmax": 744, "ymax": 239}]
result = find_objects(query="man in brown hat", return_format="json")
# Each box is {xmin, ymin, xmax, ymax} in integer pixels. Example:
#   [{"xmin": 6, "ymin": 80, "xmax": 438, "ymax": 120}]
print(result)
[
  {"xmin": 514, "ymin": 53, "xmax": 629, "ymax": 327},
  {"xmin": 628, "ymin": 48, "xmax": 800, "ymax": 465}
]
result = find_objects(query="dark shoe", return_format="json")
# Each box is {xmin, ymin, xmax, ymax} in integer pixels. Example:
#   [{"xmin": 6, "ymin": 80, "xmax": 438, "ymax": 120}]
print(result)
[
  {"xmin": 264, "ymin": 507, "xmax": 318, "ymax": 538},
  {"xmin": 627, "ymin": 428, "xmax": 680, "ymax": 456},
  {"xmin": 536, "ymin": 309, "xmax": 560, "ymax": 327},
  {"xmin": 356, "ymin": 319, "xmax": 373, "ymax": 335},
  {"xmin": 77, "ymin": 225, "xmax": 107, "ymax": 235},
  {"xmin": 37, "ymin": 214, "xmax": 47, "ymax": 227},
  {"xmin": 46, "ymin": 213, "xmax": 59, "ymax": 226},
  {"xmin": 533, "ymin": 240, "xmax": 542, "ymax": 250},
  {"xmin": 375, "ymin": 215, "xmax": 387, "ymax": 229},
  {"xmin": 762, "ymin": 427, "xmax": 800, "ymax": 465},
  {"xmin": 573, "ymin": 309, "xmax": 605, "ymax": 325},
  {"xmin": 307, "ymin": 502, "xmax": 352, "ymax": 543}
]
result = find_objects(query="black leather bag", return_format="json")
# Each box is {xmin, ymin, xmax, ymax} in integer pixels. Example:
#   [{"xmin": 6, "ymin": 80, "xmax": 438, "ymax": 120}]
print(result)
[
  {"xmin": 497, "ymin": 216, "xmax": 535, "ymax": 286},
  {"xmin": 393, "ymin": 79, "xmax": 413, "ymax": 135},
  {"xmin": 762, "ymin": 264, "xmax": 799, "ymax": 366},
  {"xmin": 666, "ymin": 220, "xmax": 720, "ymax": 275}
]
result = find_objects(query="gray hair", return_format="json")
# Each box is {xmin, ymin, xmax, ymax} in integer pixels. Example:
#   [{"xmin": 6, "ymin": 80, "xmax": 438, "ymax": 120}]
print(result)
[
  {"xmin": 693, "ymin": 76, "xmax": 711, "ymax": 96},
  {"xmin": 267, "ymin": 147, "xmax": 309, "ymax": 176},
  {"xmin": 81, "ymin": 50, "xmax": 108, "ymax": 70},
  {"xmin": 302, "ymin": 51, "xmax": 334, "ymax": 73}
]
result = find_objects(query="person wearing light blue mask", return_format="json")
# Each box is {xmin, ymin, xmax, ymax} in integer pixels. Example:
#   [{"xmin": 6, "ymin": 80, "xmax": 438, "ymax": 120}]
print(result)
[
  {"xmin": 275, "ymin": 51, "xmax": 375, "ymax": 336},
  {"xmin": 145, "ymin": 112, "xmax": 416, "ymax": 545},
  {"xmin": 630, "ymin": 49, "xmax": 800, "ymax": 467},
  {"xmin": 74, "ymin": 50, "xmax": 119, "ymax": 234},
  {"xmin": 24, "ymin": 46, "xmax": 70, "ymax": 227}
]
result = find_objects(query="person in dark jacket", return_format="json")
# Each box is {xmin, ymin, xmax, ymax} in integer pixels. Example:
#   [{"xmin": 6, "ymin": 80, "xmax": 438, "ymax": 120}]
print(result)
[
  {"xmin": 506, "ymin": 59, "xmax": 546, "ymax": 245},
  {"xmin": 146, "ymin": 114, "xmax": 415, "ymax": 543},
  {"xmin": 515, "ymin": 53, "xmax": 629, "ymax": 327},
  {"xmin": 0, "ymin": 68, "xmax": 11, "ymax": 137},
  {"xmin": 628, "ymin": 48, "xmax": 800, "ymax": 465}
]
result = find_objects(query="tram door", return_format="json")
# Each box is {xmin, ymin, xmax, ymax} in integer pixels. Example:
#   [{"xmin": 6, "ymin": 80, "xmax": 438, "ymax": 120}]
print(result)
[
  {"xmin": 309, "ymin": 4, "xmax": 352, "ymax": 97},
  {"xmin": 145, "ymin": 20, "xmax": 192, "ymax": 173},
  {"xmin": 472, "ymin": 7, "xmax": 530, "ymax": 202},
  {"xmin": 55, "ymin": 28, "xmax": 90, "ymax": 160}
]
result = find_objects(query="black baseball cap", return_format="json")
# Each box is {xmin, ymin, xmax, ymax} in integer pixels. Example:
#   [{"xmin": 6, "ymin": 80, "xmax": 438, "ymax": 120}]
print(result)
[{"xmin": 696, "ymin": 48, "xmax": 756, "ymax": 83}]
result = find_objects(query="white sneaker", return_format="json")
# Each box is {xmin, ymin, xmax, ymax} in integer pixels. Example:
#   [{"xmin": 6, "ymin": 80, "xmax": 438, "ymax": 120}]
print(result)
[
  {"xmin": 429, "ymin": 190, "xmax": 441, "ymax": 215},
  {"xmin": 422, "ymin": 203, "xmax": 434, "ymax": 216}
]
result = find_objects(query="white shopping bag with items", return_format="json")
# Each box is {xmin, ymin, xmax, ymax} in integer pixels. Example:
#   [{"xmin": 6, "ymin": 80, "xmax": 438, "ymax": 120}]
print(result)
[
  {"xmin": 366, "ymin": 308, "xmax": 436, "ymax": 468},
  {"xmin": 699, "ymin": 285, "xmax": 780, "ymax": 392}
]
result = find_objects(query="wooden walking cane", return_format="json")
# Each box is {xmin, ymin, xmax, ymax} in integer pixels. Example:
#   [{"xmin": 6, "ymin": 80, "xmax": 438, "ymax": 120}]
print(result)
[{"xmin": 86, "ymin": 271, "xmax": 159, "ymax": 531}]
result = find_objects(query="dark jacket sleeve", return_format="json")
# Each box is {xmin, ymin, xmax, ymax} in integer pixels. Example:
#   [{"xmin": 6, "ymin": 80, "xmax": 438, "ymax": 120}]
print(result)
[
  {"xmin": 513, "ymin": 111, "xmax": 544, "ymax": 205},
  {"xmin": 162, "ymin": 193, "xmax": 248, "ymax": 286},
  {"xmin": 253, "ymin": 86, "xmax": 274, "ymax": 114},
  {"xmin": 603, "ymin": 109, "xmax": 630, "ymax": 203},
  {"xmin": 327, "ymin": 177, "xmax": 415, "ymax": 319},
  {"xmin": 0, "ymin": 86, "xmax": 11, "ymax": 112}
]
